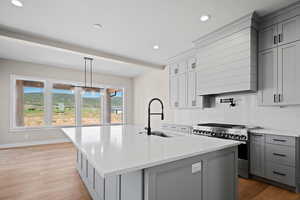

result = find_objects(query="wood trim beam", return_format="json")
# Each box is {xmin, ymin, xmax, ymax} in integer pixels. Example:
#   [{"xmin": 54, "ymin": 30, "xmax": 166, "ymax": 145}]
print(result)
[{"xmin": 0, "ymin": 26, "xmax": 165, "ymax": 70}]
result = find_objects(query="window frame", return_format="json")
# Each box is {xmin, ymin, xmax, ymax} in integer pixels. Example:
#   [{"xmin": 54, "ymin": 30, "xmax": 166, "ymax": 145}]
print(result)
[{"xmin": 10, "ymin": 74, "xmax": 126, "ymax": 131}]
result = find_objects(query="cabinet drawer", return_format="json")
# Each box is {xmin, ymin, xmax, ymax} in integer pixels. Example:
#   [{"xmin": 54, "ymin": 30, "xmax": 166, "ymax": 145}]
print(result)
[
  {"xmin": 265, "ymin": 162, "xmax": 295, "ymax": 186},
  {"xmin": 95, "ymin": 172, "xmax": 105, "ymax": 200},
  {"xmin": 266, "ymin": 135, "xmax": 295, "ymax": 146},
  {"xmin": 266, "ymin": 144, "xmax": 295, "ymax": 166},
  {"xmin": 250, "ymin": 133, "xmax": 265, "ymax": 144}
]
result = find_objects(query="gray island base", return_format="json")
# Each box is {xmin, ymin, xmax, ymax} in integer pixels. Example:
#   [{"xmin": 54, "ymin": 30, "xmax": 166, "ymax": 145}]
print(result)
[
  {"xmin": 76, "ymin": 146, "xmax": 238, "ymax": 200},
  {"xmin": 62, "ymin": 125, "xmax": 240, "ymax": 200}
]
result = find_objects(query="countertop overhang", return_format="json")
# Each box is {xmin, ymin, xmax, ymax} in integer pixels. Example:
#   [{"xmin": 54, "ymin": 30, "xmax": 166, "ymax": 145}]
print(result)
[{"xmin": 62, "ymin": 125, "xmax": 241, "ymax": 177}]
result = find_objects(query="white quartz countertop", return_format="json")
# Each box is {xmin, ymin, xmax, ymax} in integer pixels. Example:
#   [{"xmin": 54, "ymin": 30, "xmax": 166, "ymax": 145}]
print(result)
[
  {"xmin": 62, "ymin": 125, "xmax": 240, "ymax": 177},
  {"xmin": 249, "ymin": 128, "xmax": 300, "ymax": 137}
]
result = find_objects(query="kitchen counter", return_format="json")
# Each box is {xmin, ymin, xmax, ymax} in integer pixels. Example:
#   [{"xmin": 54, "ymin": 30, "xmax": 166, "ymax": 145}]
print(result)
[
  {"xmin": 62, "ymin": 125, "xmax": 240, "ymax": 177},
  {"xmin": 250, "ymin": 128, "xmax": 300, "ymax": 137}
]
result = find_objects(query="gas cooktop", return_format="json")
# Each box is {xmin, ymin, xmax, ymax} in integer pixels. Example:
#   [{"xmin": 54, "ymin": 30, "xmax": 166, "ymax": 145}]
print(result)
[{"xmin": 193, "ymin": 123, "xmax": 249, "ymax": 141}]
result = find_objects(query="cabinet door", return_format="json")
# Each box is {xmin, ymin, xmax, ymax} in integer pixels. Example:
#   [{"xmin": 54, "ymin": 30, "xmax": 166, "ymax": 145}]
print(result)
[
  {"xmin": 187, "ymin": 71, "xmax": 203, "ymax": 108},
  {"xmin": 259, "ymin": 25, "xmax": 278, "ymax": 51},
  {"xmin": 169, "ymin": 76, "xmax": 179, "ymax": 108},
  {"xmin": 278, "ymin": 16, "xmax": 300, "ymax": 46},
  {"xmin": 187, "ymin": 71, "xmax": 196, "ymax": 107},
  {"xmin": 278, "ymin": 41, "xmax": 300, "ymax": 104},
  {"xmin": 177, "ymin": 73, "xmax": 187, "ymax": 108},
  {"xmin": 178, "ymin": 61, "xmax": 188, "ymax": 74},
  {"xmin": 169, "ymin": 63, "xmax": 179, "ymax": 76},
  {"xmin": 250, "ymin": 134, "xmax": 265, "ymax": 177},
  {"xmin": 258, "ymin": 48, "xmax": 278, "ymax": 105},
  {"xmin": 187, "ymin": 57, "xmax": 197, "ymax": 71}
]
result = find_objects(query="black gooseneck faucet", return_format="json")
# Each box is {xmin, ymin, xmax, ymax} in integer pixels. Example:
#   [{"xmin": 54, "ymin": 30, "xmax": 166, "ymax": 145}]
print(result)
[{"xmin": 147, "ymin": 98, "xmax": 164, "ymax": 135}]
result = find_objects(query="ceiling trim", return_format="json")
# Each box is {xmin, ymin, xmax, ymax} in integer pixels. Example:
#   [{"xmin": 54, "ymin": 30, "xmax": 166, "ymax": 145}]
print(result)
[{"xmin": 0, "ymin": 26, "xmax": 165, "ymax": 70}]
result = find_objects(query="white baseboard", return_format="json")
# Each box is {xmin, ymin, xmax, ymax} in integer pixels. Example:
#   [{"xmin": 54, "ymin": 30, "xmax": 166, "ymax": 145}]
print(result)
[{"xmin": 0, "ymin": 138, "xmax": 71, "ymax": 149}]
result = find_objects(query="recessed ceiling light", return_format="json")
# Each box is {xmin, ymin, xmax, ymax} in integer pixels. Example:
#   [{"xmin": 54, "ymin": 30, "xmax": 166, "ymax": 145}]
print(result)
[
  {"xmin": 11, "ymin": 0, "xmax": 23, "ymax": 7},
  {"xmin": 200, "ymin": 15, "xmax": 211, "ymax": 22},
  {"xmin": 93, "ymin": 24, "xmax": 103, "ymax": 29},
  {"xmin": 153, "ymin": 45, "xmax": 159, "ymax": 50}
]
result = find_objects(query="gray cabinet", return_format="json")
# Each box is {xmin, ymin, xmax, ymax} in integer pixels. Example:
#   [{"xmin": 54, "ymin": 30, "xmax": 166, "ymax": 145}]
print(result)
[
  {"xmin": 250, "ymin": 133, "xmax": 265, "ymax": 177},
  {"xmin": 250, "ymin": 132, "xmax": 298, "ymax": 190},
  {"xmin": 277, "ymin": 16, "xmax": 300, "ymax": 46},
  {"xmin": 258, "ymin": 10, "xmax": 300, "ymax": 106},
  {"xmin": 258, "ymin": 40, "xmax": 300, "ymax": 105},
  {"xmin": 259, "ymin": 25, "xmax": 277, "ymax": 51},
  {"xmin": 277, "ymin": 41, "xmax": 300, "ymax": 105},
  {"xmin": 144, "ymin": 147, "xmax": 238, "ymax": 200},
  {"xmin": 75, "ymin": 148, "xmax": 143, "ymax": 200},
  {"xmin": 258, "ymin": 48, "xmax": 278, "ymax": 105},
  {"xmin": 259, "ymin": 16, "xmax": 300, "ymax": 51}
]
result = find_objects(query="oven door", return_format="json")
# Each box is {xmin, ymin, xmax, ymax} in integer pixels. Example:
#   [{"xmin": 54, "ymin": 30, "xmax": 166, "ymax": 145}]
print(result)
[{"xmin": 238, "ymin": 142, "xmax": 249, "ymax": 178}]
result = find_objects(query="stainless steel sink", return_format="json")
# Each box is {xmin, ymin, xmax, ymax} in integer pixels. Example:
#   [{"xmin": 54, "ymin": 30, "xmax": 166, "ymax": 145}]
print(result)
[
  {"xmin": 139, "ymin": 131, "xmax": 171, "ymax": 138},
  {"xmin": 150, "ymin": 131, "xmax": 171, "ymax": 138}
]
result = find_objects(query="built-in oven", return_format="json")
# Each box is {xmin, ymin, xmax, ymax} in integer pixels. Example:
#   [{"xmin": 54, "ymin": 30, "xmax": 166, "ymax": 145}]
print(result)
[
  {"xmin": 238, "ymin": 142, "xmax": 250, "ymax": 178},
  {"xmin": 192, "ymin": 123, "xmax": 250, "ymax": 178}
]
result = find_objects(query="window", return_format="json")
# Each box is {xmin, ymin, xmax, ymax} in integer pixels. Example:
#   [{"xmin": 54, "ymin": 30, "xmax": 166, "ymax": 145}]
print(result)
[
  {"xmin": 107, "ymin": 88, "xmax": 123, "ymax": 124},
  {"xmin": 52, "ymin": 83, "xmax": 75, "ymax": 126},
  {"xmin": 81, "ymin": 87, "xmax": 102, "ymax": 125},
  {"xmin": 11, "ymin": 75, "xmax": 125, "ymax": 130},
  {"xmin": 15, "ymin": 80, "xmax": 45, "ymax": 127}
]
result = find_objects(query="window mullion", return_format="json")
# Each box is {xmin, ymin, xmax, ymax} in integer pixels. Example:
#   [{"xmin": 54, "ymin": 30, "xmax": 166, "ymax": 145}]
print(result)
[
  {"xmin": 75, "ymin": 87, "xmax": 82, "ymax": 126},
  {"xmin": 102, "ymin": 89, "xmax": 107, "ymax": 124},
  {"xmin": 44, "ymin": 80, "xmax": 52, "ymax": 127}
]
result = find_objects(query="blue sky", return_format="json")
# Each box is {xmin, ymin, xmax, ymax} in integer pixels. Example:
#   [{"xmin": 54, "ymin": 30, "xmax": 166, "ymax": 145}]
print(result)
[{"xmin": 24, "ymin": 87, "xmax": 122, "ymax": 98}]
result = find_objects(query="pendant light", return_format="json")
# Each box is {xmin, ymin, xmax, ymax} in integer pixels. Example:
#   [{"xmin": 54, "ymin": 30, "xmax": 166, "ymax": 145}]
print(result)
[{"xmin": 83, "ymin": 57, "xmax": 94, "ymax": 88}]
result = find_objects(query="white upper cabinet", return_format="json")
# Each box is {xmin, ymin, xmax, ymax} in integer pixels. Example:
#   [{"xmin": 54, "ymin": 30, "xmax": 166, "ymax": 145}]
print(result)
[
  {"xmin": 259, "ymin": 25, "xmax": 277, "ymax": 51},
  {"xmin": 169, "ymin": 75, "xmax": 179, "ymax": 108},
  {"xmin": 169, "ymin": 61, "xmax": 187, "ymax": 109},
  {"xmin": 177, "ymin": 73, "xmax": 187, "ymax": 108},
  {"xmin": 169, "ymin": 54, "xmax": 206, "ymax": 109}
]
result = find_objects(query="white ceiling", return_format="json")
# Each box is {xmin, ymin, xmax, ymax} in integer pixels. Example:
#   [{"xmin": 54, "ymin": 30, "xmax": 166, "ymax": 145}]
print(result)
[
  {"xmin": 0, "ymin": 0, "xmax": 298, "ymax": 77},
  {"xmin": 0, "ymin": 35, "xmax": 151, "ymax": 77}
]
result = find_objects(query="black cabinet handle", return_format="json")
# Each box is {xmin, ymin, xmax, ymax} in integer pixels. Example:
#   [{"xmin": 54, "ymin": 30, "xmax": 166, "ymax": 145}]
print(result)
[
  {"xmin": 274, "ymin": 35, "xmax": 278, "ymax": 45},
  {"xmin": 278, "ymin": 94, "xmax": 282, "ymax": 102},
  {"xmin": 273, "ymin": 94, "xmax": 276, "ymax": 103},
  {"xmin": 273, "ymin": 139, "xmax": 287, "ymax": 142},
  {"xmin": 279, "ymin": 33, "xmax": 283, "ymax": 43},
  {"xmin": 273, "ymin": 153, "xmax": 286, "ymax": 157},
  {"xmin": 273, "ymin": 171, "xmax": 286, "ymax": 176}
]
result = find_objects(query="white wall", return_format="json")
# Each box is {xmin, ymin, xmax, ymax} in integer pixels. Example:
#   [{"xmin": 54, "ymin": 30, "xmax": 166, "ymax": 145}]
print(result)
[
  {"xmin": 134, "ymin": 67, "xmax": 300, "ymax": 132},
  {"xmin": 0, "ymin": 58, "xmax": 134, "ymax": 146},
  {"xmin": 133, "ymin": 67, "xmax": 174, "ymax": 129}
]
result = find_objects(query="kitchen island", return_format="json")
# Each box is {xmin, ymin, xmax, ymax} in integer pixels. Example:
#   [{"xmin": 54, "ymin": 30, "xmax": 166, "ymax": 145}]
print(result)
[{"xmin": 62, "ymin": 125, "xmax": 241, "ymax": 200}]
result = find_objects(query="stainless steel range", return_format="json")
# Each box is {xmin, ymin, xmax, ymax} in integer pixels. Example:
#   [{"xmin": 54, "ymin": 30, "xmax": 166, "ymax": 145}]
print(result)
[{"xmin": 192, "ymin": 123, "xmax": 250, "ymax": 178}]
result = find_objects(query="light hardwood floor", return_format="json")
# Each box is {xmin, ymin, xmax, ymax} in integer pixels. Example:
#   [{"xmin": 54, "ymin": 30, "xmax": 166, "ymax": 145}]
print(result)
[{"xmin": 0, "ymin": 143, "xmax": 299, "ymax": 200}]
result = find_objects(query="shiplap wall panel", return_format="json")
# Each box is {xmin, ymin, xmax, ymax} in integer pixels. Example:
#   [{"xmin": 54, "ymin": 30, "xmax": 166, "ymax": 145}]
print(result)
[{"xmin": 196, "ymin": 28, "xmax": 257, "ymax": 95}]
